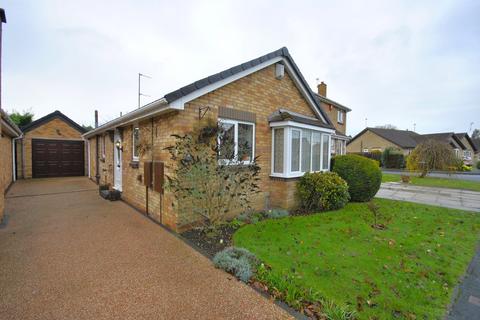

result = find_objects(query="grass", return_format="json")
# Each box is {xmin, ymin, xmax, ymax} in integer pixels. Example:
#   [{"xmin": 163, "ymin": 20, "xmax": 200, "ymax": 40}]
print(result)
[
  {"xmin": 234, "ymin": 198, "xmax": 480, "ymax": 319},
  {"xmin": 382, "ymin": 173, "xmax": 480, "ymax": 192}
]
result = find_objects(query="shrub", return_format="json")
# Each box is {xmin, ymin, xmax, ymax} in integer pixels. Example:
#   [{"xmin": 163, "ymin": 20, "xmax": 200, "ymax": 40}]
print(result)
[
  {"xmin": 382, "ymin": 147, "xmax": 405, "ymax": 169},
  {"xmin": 332, "ymin": 154, "xmax": 382, "ymax": 202},
  {"xmin": 477, "ymin": 161, "xmax": 480, "ymax": 170},
  {"xmin": 264, "ymin": 208, "xmax": 289, "ymax": 219},
  {"xmin": 406, "ymin": 140, "xmax": 456, "ymax": 177},
  {"xmin": 165, "ymin": 118, "xmax": 261, "ymax": 229},
  {"xmin": 297, "ymin": 172, "xmax": 350, "ymax": 212},
  {"xmin": 213, "ymin": 247, "xmax": 258, "ymax": 282}
]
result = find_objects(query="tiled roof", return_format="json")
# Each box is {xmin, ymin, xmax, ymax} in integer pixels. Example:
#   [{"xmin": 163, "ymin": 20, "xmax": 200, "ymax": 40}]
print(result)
[
  {"xmin": 21, "ymin": 110, "xmax": 86, "ymax": 133},
  {"xmin": 268, "ymin": 109, "xmax": 334, "ymax": 130}
]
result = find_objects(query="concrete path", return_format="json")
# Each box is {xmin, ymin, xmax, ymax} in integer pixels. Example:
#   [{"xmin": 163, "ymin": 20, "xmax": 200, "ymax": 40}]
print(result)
[
  {"xmin": 377, "ymin": 182, "xmax": 480, "ymax": 212},
  {"xmin": 446, "ymin": 246, "xmax": 480, "ymax": 319},
  {"xmin": 382, "ymin": 170, "xmax": 480, "ymax": 182},
  {"xmin": 0, "ymin": 177, "xmax": 290, "ymax": 320}
]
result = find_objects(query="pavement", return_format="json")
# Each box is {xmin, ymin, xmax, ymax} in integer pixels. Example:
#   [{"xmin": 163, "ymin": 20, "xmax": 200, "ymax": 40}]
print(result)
[
  {"xmin": 377, "ymin": 182, "xmax": 480, "ymax": 212},
  {"xmin": 382, "ymin": 169, "xmax": 480, "ymax": 182},
  {"xmin": 0, "ymin": 177, "xmax": 290, "ymax": 320}
]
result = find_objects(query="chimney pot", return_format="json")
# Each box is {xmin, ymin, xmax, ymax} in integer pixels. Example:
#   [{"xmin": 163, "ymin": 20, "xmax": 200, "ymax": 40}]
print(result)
[{"xmin": 317, "ymin": 81, "xmax": 327, "ymax": 97}]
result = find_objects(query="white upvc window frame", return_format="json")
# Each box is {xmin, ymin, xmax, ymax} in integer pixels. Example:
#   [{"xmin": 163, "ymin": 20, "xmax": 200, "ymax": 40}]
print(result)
[
  {"xmin": 218, "ymin": 118, "xmax": 256, "ymax": 165},
  {"xmin": 270, "ymin": 121, "xmax": 333, "ymax": 178},
  {"xmin": 132, "ymin": 125, "xmax": 140, "ymax": 162},
  {"xmin": 337, "ymin": 110, "xmax": 344, "ymax": 124}
]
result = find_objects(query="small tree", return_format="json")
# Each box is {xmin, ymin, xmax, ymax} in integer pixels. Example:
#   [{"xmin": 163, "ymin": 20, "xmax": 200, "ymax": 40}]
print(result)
[
  {"xmin": 9, "ymin": 109, "xmax": 34, "ymax": 127},
  {"xmin": 406, "ymin": 139, "xmax": 456, "ymax": 177},
  {"xmin": 165, "ymin": 118, "xmax": 261, "ymax": 231}
]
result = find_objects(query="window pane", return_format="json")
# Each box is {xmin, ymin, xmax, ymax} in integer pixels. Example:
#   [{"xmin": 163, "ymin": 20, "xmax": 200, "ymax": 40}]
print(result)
[
  {"xmin": 291, "ymin": 130, "xmax": 300, "ymax": 171},
  {"xmin": 133, "ymin": 127, "xmax": 140, "ymax": 158},
  {"xmin": 322, "ymin": 134, "xmax": 329, "ymax": 170},
  {"xmin": 312, "ymin": 132, "xmax": 321, "ymax": 171},
  {"xmin": 301, "ymin": 129, "xmax": 311, "ymax": 172},
  {"xmin": 219, "ymin": 122, "xmax": 235, "ymax": 160},
  {"xmin": 273, "ymin": 129, "xmax": 284, "ymax": 173},
  {"xmin": 238, "ymin": 123, "xmax": 253, "ymax": 162}
]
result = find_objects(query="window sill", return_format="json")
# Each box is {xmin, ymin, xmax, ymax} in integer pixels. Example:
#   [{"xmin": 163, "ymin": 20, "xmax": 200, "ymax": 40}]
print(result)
[
  {"xmin": 129, "ymin": 161, "xmax": 139, "ymax": 169},
  {"xmin": 270, "ymin": 170, "xmax": 329, "ymax": 179}
]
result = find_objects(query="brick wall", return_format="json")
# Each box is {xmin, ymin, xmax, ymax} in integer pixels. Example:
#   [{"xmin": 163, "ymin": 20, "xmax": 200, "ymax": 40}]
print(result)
[
  {"xmin": 89, "ymin": 64, "xmax": 322, "ymax": 231},
  {"xmin": 320, "ymin": 102, "xmax": 347, "ymax": 135},
  {"xmin": 0, "ymin": 132, "xmax": 13, "ymax": 221},
  {"xmin": 22, "ymin": 117, "xmax": 85, "ymax": 178}
]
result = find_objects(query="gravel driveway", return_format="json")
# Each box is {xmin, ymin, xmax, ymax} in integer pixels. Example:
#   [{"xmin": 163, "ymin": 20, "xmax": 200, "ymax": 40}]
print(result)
[{"xmin": 0, "ymin": 177, "xmax": 290, "ymax": 320}]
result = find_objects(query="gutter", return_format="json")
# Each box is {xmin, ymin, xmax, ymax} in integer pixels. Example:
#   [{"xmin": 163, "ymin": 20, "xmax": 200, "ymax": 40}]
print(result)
[{"xmin": 83, "ymin": 98, "xmax": 174, "ymax": 138}]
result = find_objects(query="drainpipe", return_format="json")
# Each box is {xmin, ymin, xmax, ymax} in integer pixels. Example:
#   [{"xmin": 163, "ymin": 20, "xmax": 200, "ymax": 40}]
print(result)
[
  {"xmin": 94, "ymin": 110, "xmax": 100, "ymax": 184},
  {"xmin": 12, "ymin": 134, "xmax": 23, "ymax": 181}
]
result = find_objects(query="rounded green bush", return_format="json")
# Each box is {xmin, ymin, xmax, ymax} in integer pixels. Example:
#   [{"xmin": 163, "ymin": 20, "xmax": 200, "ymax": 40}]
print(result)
[
  {"xmin": 332, "ymin": 154, "xmax": 382, "ymax": 202},
  {"xmin": 296, "ymin": 172, "xmax": 350, "ymax": 212}
]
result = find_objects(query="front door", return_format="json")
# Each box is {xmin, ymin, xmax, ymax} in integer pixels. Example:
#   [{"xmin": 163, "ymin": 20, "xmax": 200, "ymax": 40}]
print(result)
[{"xmin": 114, "ymin": 129, "xmax": 123, "ymax": 191}]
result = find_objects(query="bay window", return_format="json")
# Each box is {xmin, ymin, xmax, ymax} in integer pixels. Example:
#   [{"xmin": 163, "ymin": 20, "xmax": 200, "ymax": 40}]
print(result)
[
  {"xmin": 271, "ymin": 124, "xmax": 332, "ymax": 178},
  {"xmin": 218, "ymin": 119, "xmax": 255, "ymax": 164}
]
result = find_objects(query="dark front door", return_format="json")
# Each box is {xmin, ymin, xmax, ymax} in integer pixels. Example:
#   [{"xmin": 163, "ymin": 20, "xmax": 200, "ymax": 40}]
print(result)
[{"xmin": 32, "ymin": 139, "xmax": 85, "ymax": 178}]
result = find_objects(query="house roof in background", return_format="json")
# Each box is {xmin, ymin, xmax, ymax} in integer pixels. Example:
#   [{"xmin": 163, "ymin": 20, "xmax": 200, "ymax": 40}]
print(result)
[
  {"xmin": 268, "ymin": 109, "xmax": 334, "ymax": 129},
  {"xmin": 21, "ymin": 110, "xmax": 86, "ymax": 134},
  {"xmin": 314, "ymin": 93, "xmax": 352, "ymax": 112},
  {"xmin": 348, "ymin": 127, "xmax": 421, "ymax": 148},
  {"xmin": 420, "ymin": 132, "xmax": 466, "ymax": 149},
  {"xmin": 455, "ymin": 132, "xmax": 478, "ymax": 152}
]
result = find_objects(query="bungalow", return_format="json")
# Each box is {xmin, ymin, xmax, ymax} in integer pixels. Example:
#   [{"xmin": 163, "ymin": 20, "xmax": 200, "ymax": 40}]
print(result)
[
  {"xmin": 83, "ymin": 47, "xmax": 349, "ymax": 231},
  {"xmin": 347, "ymin": 127, "xmax": 475, "ymax": 163}
]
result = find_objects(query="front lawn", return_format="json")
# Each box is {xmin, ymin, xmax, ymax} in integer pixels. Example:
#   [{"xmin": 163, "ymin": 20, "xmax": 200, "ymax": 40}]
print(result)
[
  {"xmin": 234, "ymin": 199, "xmax": 480, "ymax": 319},
  {"xmin": 382, "ymin": 173, "xmax": 480, "ymax": 192}
]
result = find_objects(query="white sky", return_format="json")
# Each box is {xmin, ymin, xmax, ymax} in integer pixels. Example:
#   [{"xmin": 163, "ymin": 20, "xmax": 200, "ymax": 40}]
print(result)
[{"xmin": 2, "ymin": 0, "xmax": 479, "ymax": 136}]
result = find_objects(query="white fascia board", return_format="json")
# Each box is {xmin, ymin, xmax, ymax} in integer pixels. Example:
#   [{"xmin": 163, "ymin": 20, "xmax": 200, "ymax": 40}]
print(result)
[
  {"xmin": 83, "ymin": 98, "xmax": 172, "ymax": 138},
  {"xmin": 269, "ymin": 120, "xmax": 335, "ymax": 134},
  {"xmin": 282, "ymin": 59, "xmax": 328, "ymax": 123},
  {"xmin": 169, "ymin": 57, "xmax": 284, "ymax": 109}
]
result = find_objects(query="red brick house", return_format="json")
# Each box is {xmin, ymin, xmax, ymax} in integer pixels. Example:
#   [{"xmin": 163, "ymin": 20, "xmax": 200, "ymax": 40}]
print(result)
[{"xmin": 84, "ymin": 47, "xmax": 349, "ymax": 231}]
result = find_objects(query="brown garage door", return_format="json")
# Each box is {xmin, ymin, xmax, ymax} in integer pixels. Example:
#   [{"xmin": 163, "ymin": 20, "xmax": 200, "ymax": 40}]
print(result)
[{"xmin": 32, "ymin": 139, "xmax": 85, "ymax": 178}]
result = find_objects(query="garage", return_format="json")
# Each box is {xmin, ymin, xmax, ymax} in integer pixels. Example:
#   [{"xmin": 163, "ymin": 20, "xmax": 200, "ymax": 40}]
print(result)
[{"xmin": 32, "ymin": 139, "xmax": 84, "ymax": 178}]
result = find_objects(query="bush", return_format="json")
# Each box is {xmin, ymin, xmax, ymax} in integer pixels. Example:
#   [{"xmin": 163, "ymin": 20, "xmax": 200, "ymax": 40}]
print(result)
[
  {"xmin": 382, "ymin": 147, "xmax": 405, "ymax": 169},
  {"xmin": 297, "ymin": 172, "xmax": 350, "ymax": 212},
  {"xmin": 477, "ymin": 161, "xmax": 480, "ymax": 170},
  {"xmin": 213, "ymin": 247, "xmax": 258, "ymax": 282},
  {"xmin": 406, "ymin": 140, "xmax": 456, "ymax": 177},
  {"xmin": 332, "ymin": 154, "xmax": 382, "ymax": 202},
  {"xmin": 264, "ymin": 208, "xmax": 289, "ymax": 219}
]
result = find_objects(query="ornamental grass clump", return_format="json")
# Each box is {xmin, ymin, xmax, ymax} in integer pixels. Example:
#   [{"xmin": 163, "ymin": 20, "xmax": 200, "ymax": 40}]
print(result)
[
  {"xmin": 264, "ymin": 208, "xmax": 289, "ymax": 219},
  {"xmin": 213, "ymin": 247, "xmax": 258, "ymax": 282},
  {"xmin": 296, "ymin": 172, "xmax": 350, "ymax": 212}
]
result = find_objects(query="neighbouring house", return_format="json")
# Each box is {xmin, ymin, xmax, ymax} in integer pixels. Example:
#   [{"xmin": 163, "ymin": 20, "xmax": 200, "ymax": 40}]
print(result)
[
  {"xmin": 314, "ymin": 82, "xmax": 351, "ymax": 156},
  {"xmin": 0, "ymin": 110, "xmax": 22, "ymax": 222},
  {"xmin": 455, "ymin": 132, "xmax": 478, "ymax": 165},
  {"xmin": 84, "ymin": 47, "xmax": 342, "ymax": 231},
  {"xmin": 347, "ymin": 127, "xmax": 472, "ymax": 162},
  {"xmin": 16, "ymin": 110, "xmax": 87, "ymax": 179}
]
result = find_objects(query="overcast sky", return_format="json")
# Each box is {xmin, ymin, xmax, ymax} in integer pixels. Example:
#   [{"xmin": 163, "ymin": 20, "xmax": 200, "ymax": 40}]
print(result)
[{"xmin": 2, "ymin": 0, "xmax": 479, "ymax": 136}]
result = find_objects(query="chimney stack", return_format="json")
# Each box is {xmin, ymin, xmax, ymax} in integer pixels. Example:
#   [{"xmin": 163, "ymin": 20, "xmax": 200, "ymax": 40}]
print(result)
[
  {"xmin": 317, "ymin": 81, "xmax": 327, "ymax": 97},
  {"xmin": 94, "ymin": 110, "xmax": 98, "ymax": 128}
]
